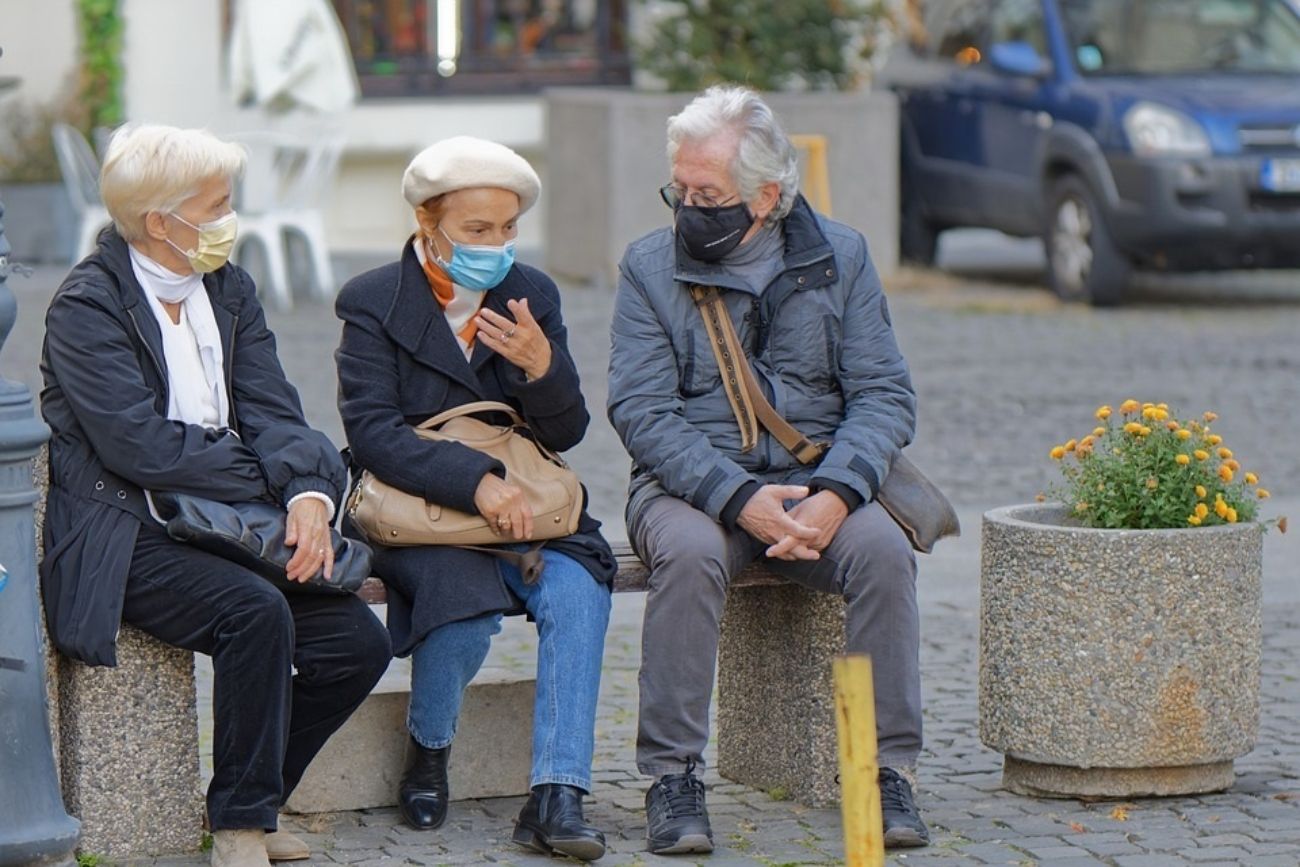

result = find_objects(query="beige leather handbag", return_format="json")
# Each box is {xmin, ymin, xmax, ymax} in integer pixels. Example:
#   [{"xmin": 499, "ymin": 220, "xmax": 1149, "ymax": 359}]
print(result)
[{"xmin": 347, "ymin": 401, "xmax": 583, "ymax": 548}]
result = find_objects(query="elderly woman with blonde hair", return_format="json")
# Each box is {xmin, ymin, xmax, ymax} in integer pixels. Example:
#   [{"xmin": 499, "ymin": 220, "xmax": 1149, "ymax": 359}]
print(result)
[{"xmin": 40, "ymin": 124, "xmax": 391, "ymax": 867}]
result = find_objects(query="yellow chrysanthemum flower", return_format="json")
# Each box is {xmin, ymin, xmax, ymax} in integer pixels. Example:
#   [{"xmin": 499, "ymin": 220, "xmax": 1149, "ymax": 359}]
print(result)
[
  {"xmin": 1194, "ymin": 450, "xmax": 1209, "ymax": 461},
  {"xmin": 1217, "ymin": 447, "xmax": 1232, "ymax": 459},
  {"xmin": 1225, "ymin": 459, "xmax": 1240, "ymax": 472},
  {"xmin": 1219, "ymin": 464, "xmax": 1234, "ymax": 483},
  {"xmin": 1195, "ymin": 485, "xmax": 1207, "ymax": 498},
  {"xmin": 1138, "ymin": 426, "xmax": 1152, "ymax": 437},
  {"xmin": 1166, "ymin": 420, "xmax": 1180, "ymax": 431},
  {"xmin": 1215, "ymin": 499, "xmax": 1230, "ymax": 518},
  {"xmin": 1175, "ymin": 454, "xmax": 1190, "ymax": 466},
  {"xmin": 1076, "ymin": 502, "xmax": 1089, "ymax": 513},
  {"xmin": 1194, "ymin": 502, "xmax": 1209, "ymax": 519},
  {"xmin": 1142, "ymin": 406, "xmax": 1157, "ymax": 420},
  {"xmin": 1207, "ymin": 434, "xmax": 1223, "ymax": 446},
  {"xmin": 1120, "ymin": 399, "xmax": 1140, "ymax": 414},
  {"xmin": 1065, "ymin": 439, "xmax": 1077, "ymax": 452},
  {"xmin": 1096, "ymin": 406, "xmax": 1112, "ymax": 420},
  {"xmin": 1204, "ymin": 411, "xmax": 1218, "ymax": 422},
  {"xmin": 1157, "ymin": 403, "xmax": 1169, "ymax": 410},
  {"xmin": 1093, "ymin": 426, "xmax": 1106, "ymax": 437},
  {"xmin": 1258, "ymin": 489, "xmax": 1271, "ymax": 499},
  {"xmin": 1176, "ymin": 429, "xmax": 1192, "ymax": 440},
  {"xmin": 1050, "ymin": 446, "xmax": 1066, "ymax": 460},
  {"xmin": 1154, "ymin": 408, "xmax": 1169, "ymax": 421},
  {"xmin": 1187, "ymin": 515, "xmax": 1202, "ymax": 526},
  {"xmin": 1245, "ymin": 472, "xmax": 1258, "ymax": 484},
  {"xmin": 1226, "ymin": 507, "xmax": 1238, "ymax": 524},
  {"xmin": 1124, "ymin": 422, "xmax": 1143, "ymax": 435}
]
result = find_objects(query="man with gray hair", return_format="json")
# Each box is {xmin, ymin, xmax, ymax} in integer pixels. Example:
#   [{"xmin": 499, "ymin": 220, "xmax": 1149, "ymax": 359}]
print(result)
[{"xmin": 607, "ymin": 85, "xmax": 927, "ymax": 854}]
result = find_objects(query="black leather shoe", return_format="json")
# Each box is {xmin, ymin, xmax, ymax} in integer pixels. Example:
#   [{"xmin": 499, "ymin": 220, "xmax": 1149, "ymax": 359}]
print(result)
[
  {"xmin": 880, "ymin": 767, "xmax": 929, "ymax": 848},
  {"xmin": 399, "ymin": 738, "xmax": 449, "ymax": 830},
  {"xmin": 645, "ymin": 762, "xmax": 713, "ymax": 854},
  {"xmin": 511, "ymin": 784, "xmax": 606, "ymax": 861}
]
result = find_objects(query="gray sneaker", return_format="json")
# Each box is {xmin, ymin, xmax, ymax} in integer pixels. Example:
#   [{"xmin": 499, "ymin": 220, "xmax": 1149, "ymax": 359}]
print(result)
[
  {"xmin": 645, "ymin": 761, "xmax": 713, "ymax": 854},
  {"xmin": 880, "ymin": 767, "xmax": 930, "ymax": 848}
]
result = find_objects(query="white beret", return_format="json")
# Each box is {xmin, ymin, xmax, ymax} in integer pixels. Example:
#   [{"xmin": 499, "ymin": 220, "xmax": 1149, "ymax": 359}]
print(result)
[{"xmin": 402, "ymin": 136, "xmax": 541, "ymax": 214}]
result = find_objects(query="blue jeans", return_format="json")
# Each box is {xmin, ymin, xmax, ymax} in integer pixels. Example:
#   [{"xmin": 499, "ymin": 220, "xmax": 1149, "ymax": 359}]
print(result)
[{"xmin": 407, "ymin": 549, "xmax": 611, "ymax": 792}]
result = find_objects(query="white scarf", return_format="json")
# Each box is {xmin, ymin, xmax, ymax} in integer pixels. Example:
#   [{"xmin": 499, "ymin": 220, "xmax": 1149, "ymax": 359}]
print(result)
[{"xmin": 128, "ymin": 246, "xmax": 231, "ymax": 429}]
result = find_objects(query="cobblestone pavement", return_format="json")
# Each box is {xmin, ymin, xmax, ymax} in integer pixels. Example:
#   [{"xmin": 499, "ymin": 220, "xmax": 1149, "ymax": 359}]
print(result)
[{"xmin": 5, "ymin": 253, "xmax": 1299, "ymax": 865}]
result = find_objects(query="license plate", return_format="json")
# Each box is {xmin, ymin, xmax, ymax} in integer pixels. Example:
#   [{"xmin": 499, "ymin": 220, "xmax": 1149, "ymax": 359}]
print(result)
[{"xmin": 1259, "ymin": 158, "xmax": 1300, "ymax": 192}]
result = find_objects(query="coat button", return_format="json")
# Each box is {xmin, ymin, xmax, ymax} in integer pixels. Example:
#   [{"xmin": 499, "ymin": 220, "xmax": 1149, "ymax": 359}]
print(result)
[
  {"xmin": 797, "ymin": 276, "xmax": 806, "ymax": 285},
  {"xmin": 116, "ymin": 490, "xmax": 127, "ymax": 499},
  {"xmin": 826, "ymin": 269, "xmax": 835, "ymax": 278},
  {"xmin": 94, "ymin": 481, "xmax": 105, "ymax": 491}
]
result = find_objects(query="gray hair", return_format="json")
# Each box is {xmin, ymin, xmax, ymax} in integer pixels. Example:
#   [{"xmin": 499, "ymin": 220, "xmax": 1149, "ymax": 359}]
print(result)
[
  {"xmin": 666, "ymin": 85, "xmax": 800, "ymax": 225},
  {"xmin": 100, "ymin": 124, "xmax": 246, "ymax": 242}
]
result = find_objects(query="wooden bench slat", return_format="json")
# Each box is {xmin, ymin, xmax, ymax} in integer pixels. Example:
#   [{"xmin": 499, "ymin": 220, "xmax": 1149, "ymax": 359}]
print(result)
[{"xmin": 356, "ymin": 542, "xmax": 786, "ymax": 605}]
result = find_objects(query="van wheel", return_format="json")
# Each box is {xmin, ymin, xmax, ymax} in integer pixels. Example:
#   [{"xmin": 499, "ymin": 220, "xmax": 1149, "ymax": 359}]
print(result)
[
  {"xmin": 1045, "ymin": 175, "xmax": 1129, "ymax": 306},
  {"xmin": 900, "ymin": 196, "xmax": 939, "ymax": 266}
]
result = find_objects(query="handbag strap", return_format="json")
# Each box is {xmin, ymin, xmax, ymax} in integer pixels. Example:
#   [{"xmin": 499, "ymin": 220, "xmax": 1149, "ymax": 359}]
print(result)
[
  {"xmin": 418, "ymin": 401, "xmax": 526, "ymax": 431},
  {"xmin": 455, "ymin": 541, "xmax": 547, "ymax": 584},
  {"xmin": 688, "ymin": 285, "xmax": 828, "ymax": 465},
  {"xmin": 415, "ymin": 400, "xmax": 569, "ymax": 468}
]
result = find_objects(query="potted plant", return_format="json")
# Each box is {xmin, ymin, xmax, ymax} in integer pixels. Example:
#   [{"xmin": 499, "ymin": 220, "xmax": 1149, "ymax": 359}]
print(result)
[
  {"xmin": 980, "ymin": 400, "xmax": 1286, "ymax": 798},
  {"xmin": 543, "ymin": 0, "xmax": 902, "ymax": 284}
]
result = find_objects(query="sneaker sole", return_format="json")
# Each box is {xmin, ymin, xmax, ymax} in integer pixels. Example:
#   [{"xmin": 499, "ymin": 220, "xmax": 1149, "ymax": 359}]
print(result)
[
  {"xmin": 512, "ymin": 826, "xmax": 606, "ymax": 862},
  {"xmin": 883, "ymin": 827, "xmax": 930, "ymax": 849},
  {"xmin": 647, "ymin": 833, "xmax": 714, "ymax": 855}
]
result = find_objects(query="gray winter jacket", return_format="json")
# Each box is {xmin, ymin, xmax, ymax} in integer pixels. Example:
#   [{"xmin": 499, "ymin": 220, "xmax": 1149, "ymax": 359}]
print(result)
[{"xmin": 607, "ymin": 196, "xmax": 916, "ymax": 526}]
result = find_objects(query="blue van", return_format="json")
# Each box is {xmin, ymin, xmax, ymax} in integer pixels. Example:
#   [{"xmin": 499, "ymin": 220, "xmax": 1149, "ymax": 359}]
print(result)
[{"xmin": 884, "ymin": 0, "xmax": 1300, "ymax": 304}]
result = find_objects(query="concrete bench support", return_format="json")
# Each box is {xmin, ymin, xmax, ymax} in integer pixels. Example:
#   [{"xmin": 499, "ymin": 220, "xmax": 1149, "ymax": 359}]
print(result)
[
  {"xmin": 57, "ymin": 625, "xmax": 204, "ymax": 859},
  {"xmin": 718, "ymin": 585, "xmax": 845, "ymax": 808}
]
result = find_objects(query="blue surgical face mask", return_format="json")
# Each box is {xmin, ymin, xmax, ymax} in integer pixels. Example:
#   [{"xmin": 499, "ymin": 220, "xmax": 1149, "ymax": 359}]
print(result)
[{"xmin": 435, "ymin": 226, "xmax": 515, "ymax": 291}]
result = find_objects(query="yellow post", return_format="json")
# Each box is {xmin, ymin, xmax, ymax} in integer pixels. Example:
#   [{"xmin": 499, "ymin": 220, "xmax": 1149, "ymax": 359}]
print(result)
[
  {"xmin": 790, "ymin": 133, "xmax": 833, "ymax": 217},
  {"xmin": 834, "ymin": 654, "xmax": 885, "ymax": 867}
]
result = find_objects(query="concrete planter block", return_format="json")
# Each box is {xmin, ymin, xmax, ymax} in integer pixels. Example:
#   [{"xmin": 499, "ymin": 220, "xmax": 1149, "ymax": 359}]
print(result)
[
  {"xmin": 0, "ymin": 183, "xmax": 76, "ymax": 264},
  {"xmin": 980, "ymin": 504, "xmax": 1263, "ymax": 798},
  {"xmin": 717, "ymin": 584, "xmax": 845, "ymax": 807},
  {"xmin": 57, "ymin": 627, "xmax": 204, "ymax": 859},
  {"xmin": 543, "ymin": 88, "xmax": 899, "ymax": 286},
  {"xmin": 286, "ymin": 660, "xmax": 533, "ymax": 813}
]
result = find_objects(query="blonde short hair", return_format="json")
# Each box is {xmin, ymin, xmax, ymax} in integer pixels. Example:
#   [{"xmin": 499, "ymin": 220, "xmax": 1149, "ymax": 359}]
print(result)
[{"xmin": 100, "ymin": 124, "xmax": 246, "ymax": 242}]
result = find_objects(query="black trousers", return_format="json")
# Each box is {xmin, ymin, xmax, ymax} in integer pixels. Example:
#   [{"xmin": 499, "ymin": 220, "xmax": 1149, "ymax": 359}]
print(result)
[{"xmin": 121, "ymin": 524, "xmax": 391, "ymax": 831}]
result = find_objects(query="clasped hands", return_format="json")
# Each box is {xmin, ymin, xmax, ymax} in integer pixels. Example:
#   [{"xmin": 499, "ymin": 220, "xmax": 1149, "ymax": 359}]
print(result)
[{"xmin": 737, "ymin": 485, "xmax": 848, "ymax": 561}]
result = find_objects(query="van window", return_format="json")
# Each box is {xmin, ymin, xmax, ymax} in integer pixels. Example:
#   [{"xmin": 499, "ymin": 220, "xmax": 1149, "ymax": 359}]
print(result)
[
  {"xmin": 987, "ymin": 0, "xmax": 1049, "ymax": 57},
  {"xmin": 1060, "ymin": 0, "xmax": 1300, "ymax": 75}
]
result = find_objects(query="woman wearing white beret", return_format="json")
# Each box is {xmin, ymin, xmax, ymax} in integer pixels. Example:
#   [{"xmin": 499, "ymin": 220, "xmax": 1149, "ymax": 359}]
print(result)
[{"xmin": 335, "ymin": 137, "xmax": 614, "ymax": 859}]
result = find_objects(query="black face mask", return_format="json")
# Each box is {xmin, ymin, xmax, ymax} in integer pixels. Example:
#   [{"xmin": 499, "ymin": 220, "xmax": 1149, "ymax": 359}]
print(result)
[{"xmin": 675, "ymin": 202, "xmax": 754, "ymax": 262}]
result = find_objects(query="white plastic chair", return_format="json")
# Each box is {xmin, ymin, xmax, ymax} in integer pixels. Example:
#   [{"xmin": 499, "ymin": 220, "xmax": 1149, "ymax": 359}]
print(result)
[
  {"xmin": 227, "ymin": 130, "xmax": 343, "ymax": 310},
  {"xmin": 52, "ymin": 123, "xmax": 113, "ymax": 260}
]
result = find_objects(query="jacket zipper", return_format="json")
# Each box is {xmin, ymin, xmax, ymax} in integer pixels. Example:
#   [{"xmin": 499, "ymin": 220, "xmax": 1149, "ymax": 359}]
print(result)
[{"xmin": 127, "ymin": 307, "xmax": 169, "ymax": 408}]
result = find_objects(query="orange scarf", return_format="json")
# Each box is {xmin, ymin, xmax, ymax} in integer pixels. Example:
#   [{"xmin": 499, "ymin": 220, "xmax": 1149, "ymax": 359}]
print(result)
[{"xmin": 419, "ymin": 236, "xmax": 480, "ymax": 345}]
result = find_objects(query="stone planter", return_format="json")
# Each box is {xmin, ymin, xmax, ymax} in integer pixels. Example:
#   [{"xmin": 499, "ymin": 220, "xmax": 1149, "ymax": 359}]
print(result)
[
  {"xmin": 980, "ymin": 503, "xmax": 1263, "ymax": 798},
  {"xmin": 543, "ymin": 87, "xmax": 898, "ymax": 286}
]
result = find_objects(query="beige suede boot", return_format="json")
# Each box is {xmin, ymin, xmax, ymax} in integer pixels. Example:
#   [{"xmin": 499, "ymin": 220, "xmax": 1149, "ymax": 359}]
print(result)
[
  {"xmin": 264, "ymin": 829, "xmax": 310, "ymax": 861},
  {"xmin": 210, "ymin": 829, "xmax": 271, "ymax": 867}
]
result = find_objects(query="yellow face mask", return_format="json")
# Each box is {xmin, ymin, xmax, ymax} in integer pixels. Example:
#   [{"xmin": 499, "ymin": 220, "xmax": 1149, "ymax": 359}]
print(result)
[{"xmin": 167, "ymin": 211, "xmax": 239, "ymax": 273}]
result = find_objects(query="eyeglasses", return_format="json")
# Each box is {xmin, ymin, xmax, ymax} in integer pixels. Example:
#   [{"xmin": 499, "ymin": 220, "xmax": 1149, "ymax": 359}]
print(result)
[{"xmin": 659, "ymin": 183, "xmax": 739, "ymax": 211}]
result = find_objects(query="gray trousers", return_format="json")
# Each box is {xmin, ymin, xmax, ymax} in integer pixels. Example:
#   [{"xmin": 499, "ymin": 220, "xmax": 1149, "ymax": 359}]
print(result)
[{"xmin": 630, "ymin": 494, "xmax": 922, "ymax": 778}]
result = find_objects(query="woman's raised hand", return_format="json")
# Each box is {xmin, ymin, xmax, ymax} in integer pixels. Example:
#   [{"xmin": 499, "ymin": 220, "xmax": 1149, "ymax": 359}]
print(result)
[
  {"xmin": 474, "ymin": 472, "xmax": 534, "ymax": 541},
  {"xmin": 474, "ymin": 298, "xmax": 552, "ymax": 380}
]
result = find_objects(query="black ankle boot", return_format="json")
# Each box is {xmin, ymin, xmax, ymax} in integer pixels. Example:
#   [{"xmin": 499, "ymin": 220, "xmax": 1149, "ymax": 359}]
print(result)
[
  {"xmin": 399, "ymin": 737, "xmax": 449, "ymax": 830},
  {"xmin": 512, "ymin": 784, "xmax": 606, "ymax": 861}
]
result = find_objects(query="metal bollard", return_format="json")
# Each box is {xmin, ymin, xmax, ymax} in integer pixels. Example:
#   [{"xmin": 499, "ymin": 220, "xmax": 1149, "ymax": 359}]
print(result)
[{"xmin": 0, "ymin": 198, "xmax": 81, "ymax": 864}]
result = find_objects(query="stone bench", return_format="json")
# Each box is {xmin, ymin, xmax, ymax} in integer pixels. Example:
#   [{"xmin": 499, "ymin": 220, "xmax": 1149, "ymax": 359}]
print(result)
[{"xmin": 51, "ymin": 542, "xmax": 848, "ymax": 859}]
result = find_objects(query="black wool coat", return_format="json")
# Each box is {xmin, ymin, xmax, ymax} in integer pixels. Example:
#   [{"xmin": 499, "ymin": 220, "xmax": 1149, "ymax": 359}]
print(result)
[
  {"xmin": 335, "ymin": 240, "xmax": 615, "ymax": 657},
  {"xmin": 40, "ymin": 228, "xmax": 347, "ymax": 666}
]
